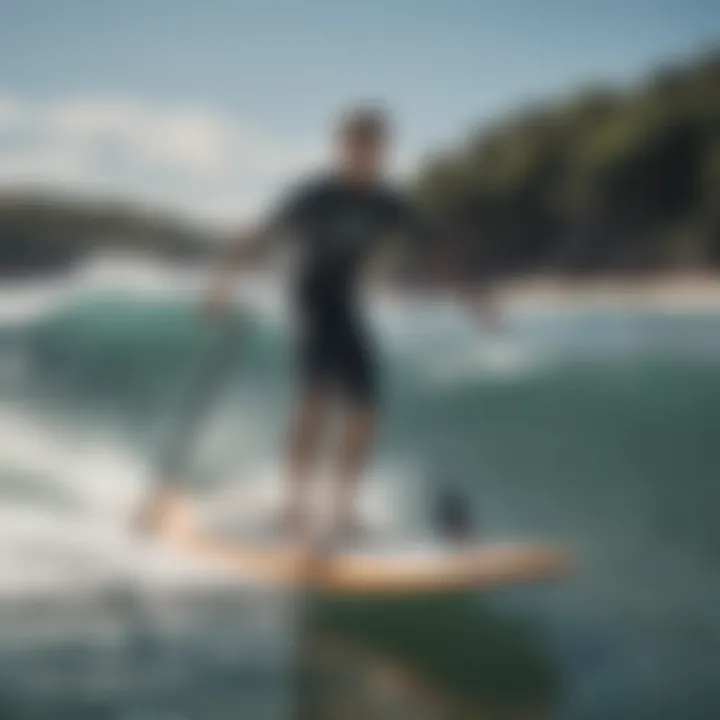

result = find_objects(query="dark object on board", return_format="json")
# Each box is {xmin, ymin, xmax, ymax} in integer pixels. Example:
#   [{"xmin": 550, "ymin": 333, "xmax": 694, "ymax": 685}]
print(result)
[{"xmin": 433, "ymin": 484, "xmax": 478, "ymax": 543}]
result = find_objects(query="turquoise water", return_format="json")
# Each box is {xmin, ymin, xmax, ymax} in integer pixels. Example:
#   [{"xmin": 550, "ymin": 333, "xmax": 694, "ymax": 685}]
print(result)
[{"xmin": 1, "ymin": 269, "xmax": 720, "ymax": 719}]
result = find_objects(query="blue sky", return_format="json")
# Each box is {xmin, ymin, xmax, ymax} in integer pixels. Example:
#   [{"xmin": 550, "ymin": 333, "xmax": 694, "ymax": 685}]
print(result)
[{"xmin": 0, "ymin": 0, "xmax": 717, "ymax": 222}]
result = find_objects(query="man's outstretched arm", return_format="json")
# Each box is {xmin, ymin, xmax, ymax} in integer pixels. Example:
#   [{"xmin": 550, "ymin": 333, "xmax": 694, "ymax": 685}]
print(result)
[
  {"xmin": 392, "ymin": 200, "xmax": 504, "ymax": 332},
  {"xmin": 203, "ymin": 180, "xmax": 309, "ymax": 319},
  {"xmin": 203, "ymin": 223, "xmax": 276, "ymax": 319}
]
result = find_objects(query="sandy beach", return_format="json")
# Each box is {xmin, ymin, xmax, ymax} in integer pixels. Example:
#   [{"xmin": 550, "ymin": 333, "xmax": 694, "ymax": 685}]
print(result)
[{"xmin": 497, "ymin": 274, "xmax": 720, "ymax": 312}]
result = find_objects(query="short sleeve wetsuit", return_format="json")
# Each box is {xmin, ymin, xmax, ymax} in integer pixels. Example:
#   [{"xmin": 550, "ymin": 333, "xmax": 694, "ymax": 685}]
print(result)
[{"xmin": 268, "ymin": 173, "xmax": 421, "ymax": 405}]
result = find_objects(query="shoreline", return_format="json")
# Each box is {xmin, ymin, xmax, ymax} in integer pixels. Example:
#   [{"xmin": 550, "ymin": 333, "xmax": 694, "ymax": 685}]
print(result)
[
  {"xmin": 494, "ymin": 273, "xmax": 720, "ymax": 311},
  {"xmin": 3, "ymin": 262, "xmax": 720, "ymax": 313}
]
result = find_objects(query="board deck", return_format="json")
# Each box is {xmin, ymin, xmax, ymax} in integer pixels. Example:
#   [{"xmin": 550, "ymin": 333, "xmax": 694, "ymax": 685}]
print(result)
[{"xmin": 162, "ymin": 524, "xmax": 570, "ymax": 594}]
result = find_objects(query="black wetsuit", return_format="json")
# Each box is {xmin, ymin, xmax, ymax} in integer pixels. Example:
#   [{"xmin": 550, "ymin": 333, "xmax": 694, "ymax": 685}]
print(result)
[{"xmin": 271, "ymin": 174, "xmax": 419, "ymax": 404}]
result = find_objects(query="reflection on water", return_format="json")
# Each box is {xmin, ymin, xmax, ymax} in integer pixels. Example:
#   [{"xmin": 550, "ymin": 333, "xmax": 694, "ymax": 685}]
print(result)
[{"xmin": 309, "ymin": 593, "xmax": 558, "ymax": 719}]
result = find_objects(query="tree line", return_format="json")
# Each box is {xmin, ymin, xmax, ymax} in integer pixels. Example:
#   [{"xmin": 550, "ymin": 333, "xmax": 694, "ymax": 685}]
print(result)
[
  {"xmin": 0, "ymin": 192, "xmax": 212, "ymax": 276},
  {"xmin": 413, "ymin": 49, "xmax": 719, "ymax": 280}
]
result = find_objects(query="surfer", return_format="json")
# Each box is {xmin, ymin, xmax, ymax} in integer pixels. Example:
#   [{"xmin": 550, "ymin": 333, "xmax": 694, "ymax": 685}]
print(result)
[
  {"xmin": 137, "ymin": 105, "xmax": 498, "ymax": 543},
  {"xmin": 232, "ymin": 105, "xmax": 425, "ymax": 541}
]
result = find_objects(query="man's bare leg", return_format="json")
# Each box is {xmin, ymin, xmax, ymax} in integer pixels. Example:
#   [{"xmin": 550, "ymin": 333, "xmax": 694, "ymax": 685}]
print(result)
[
  {"xmin": 285, "ymin": 387, "xmax": 330, "ymax": 538},
  {"xmin": 334, "ymin": 403, "xmax": 375, "ymax": 538}
]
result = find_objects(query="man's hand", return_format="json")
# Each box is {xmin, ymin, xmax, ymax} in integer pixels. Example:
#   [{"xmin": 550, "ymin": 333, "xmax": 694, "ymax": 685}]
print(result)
[
  {"xmin": 201, "ymin": 226, "xmax": 271, "ymax": 323},
  {"xmin": 201, "ymin": 234, "xmax": 256, "ymax": 323}
]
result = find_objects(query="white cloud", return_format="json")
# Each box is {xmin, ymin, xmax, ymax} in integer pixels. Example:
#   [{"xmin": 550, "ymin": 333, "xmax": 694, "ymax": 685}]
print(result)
[
  {"xmin": 44, "ymin": 100, "xmax": 235, "ymax": 174},
  {"xmin": 0, "ymin": 97, "xmax": 24, "ymax": 131},
  {"xmin": 0, "ymin": 146, "xmax": 92, "ymax": 183},
  {"xmin": 46, "ymin": 99, "xmax": 148, "ymax": 139},
  {"xmin": 146, "ymin": 111, "xmax": 230, "ymax": 173},
  {"xmin": 0, "ymin": 94, "xmax": 322, "ymax": 222}
]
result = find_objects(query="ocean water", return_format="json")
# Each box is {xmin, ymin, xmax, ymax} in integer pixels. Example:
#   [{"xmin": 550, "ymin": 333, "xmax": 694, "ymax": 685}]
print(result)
[{"xmin": 1, "ymin": 257, "xmax": 719, "ymax": 719}]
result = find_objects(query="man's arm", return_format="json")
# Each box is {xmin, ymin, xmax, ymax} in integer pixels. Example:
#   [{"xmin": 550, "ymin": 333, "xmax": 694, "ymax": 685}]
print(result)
[
  {"xmin": 439, "ymin": 237, "xmax": 504, "ymax": 334},
  {"xmin": 394, "ymin": 198, "xmax": 504, "ymax": 332},
  {"xmin": 203, "ymin": 222, "xmax": 278, "ymax": 320},
  {"xmin": 203, "ymin": 184, "xmax": 307, "ymax": 319}
]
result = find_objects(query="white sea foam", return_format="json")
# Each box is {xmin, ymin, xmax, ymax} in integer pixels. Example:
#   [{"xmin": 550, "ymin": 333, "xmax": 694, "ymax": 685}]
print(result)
[
  {"xmin": 427, "ymin": 337, "xmax": 549, "ymax": 386},
  {"xmin": 0, "ymin": 406, "xmax": 409, "ymax": 598},
  {"xmin": 0, "ymin": 278, "xmax": 73, "ymax": 326},
  {"xmin": 0, "ymin": 411, "xmax": 146, "ymax": 517},
  {"xmin": 0, "ymin": 503, "xmax": 239, "ymax": 598},
  {"xmin": 201, "ymin": 458, "xmax": 408, "ymax": 535},
  {"xmin": 0, "ymin": 251, "xmax": 288, "ymax": 331},
  {"xmin": 0, "ymin": 409, "xmax": 227, "ymax": 595}
]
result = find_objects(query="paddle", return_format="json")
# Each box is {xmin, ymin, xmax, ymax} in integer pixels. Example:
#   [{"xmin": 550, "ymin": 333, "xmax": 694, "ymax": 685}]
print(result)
[{"xmin": 154, "ymin": 311, "xmax": 246, "ymax": 484}]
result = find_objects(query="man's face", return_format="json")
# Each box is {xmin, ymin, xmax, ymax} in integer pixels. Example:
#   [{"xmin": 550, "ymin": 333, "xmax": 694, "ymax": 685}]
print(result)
[{"xmin": 340, "ymin": 129, "xmax": 387, "ymax": 183}]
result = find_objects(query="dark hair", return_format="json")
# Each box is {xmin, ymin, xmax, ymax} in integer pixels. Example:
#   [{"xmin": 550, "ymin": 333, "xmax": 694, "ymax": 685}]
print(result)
[{"xmin": 338, "ymin": 105, "xmax": 389, "ymax": 142}]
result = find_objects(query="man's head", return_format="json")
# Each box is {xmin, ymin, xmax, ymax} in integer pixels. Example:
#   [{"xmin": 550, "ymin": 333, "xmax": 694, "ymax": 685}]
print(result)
[{"xmin": 335, "ymin": 105, "xmax": 390, "ymax": 184}]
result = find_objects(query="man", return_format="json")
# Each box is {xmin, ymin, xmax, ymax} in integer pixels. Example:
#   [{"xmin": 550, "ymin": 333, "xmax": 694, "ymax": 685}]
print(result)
[
  {"xmin": 237, "ymin": 105, "xmax": 421, "ymax": 540},
  {"xmin": 138, "ymin": 105, "xmax": 491, "ymax": 542}
]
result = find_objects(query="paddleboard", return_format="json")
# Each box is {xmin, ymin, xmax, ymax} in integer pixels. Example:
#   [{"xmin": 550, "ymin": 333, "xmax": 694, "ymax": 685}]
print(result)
[{"xmin": 161, "ymin": 518, "xmax": 569, "ymax": 594}]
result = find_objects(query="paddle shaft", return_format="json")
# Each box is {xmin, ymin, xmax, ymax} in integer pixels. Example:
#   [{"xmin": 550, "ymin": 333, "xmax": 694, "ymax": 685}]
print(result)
[{"xmin": 156, "ymin": 316, "xmax": 244, "ymax": 481}]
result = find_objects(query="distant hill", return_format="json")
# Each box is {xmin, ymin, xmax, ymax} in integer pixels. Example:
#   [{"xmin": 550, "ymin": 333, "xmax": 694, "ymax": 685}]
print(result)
[
  {"xmin": 413, "ymin": 49, "xmax": 720, "ymax": 279},
  {"xmin": 0, "ymin": 192, "xmax": 215, "ymax": 276}
]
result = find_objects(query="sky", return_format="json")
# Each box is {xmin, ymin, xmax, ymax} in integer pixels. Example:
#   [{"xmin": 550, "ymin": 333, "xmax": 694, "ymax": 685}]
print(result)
[{"xmin": 0, "ymin": 0, "xmax": 718, "ymax": 224}]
